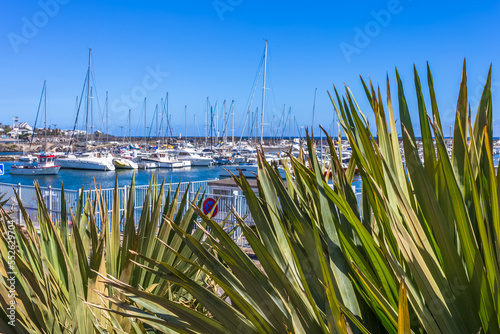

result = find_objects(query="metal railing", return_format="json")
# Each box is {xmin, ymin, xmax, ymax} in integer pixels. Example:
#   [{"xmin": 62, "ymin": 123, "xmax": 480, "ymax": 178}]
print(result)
[{"xmin": 0, "ymin": 181, "xmax": 362, "ymax": 248}]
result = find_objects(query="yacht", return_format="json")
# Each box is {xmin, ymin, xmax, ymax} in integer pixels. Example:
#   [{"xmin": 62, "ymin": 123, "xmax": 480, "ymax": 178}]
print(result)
[
  {"xmin": 175, "ymin": 148, "xmax": 213, "ymax": 166},
  {"xmin": 220, "ymin": 164, "xmax": 287, "ymax": 179},
  {"xmin": 142, "ymin": 150, "xmax": 184, "ymax": 168},
  {"xmin": 56, "ymin": 151, "xmax": 115, "ymax": 171},
  {"xmin": 11, "ymin": 154, "xmax": 61, "ymax": 175}
]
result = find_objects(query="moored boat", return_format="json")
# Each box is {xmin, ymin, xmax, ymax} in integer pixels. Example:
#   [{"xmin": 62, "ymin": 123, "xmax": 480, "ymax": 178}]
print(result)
[
  {"xmin": 112, "ymin": 157, "xmax": 138, "ymax": 169},
  {"xmin": 57, "ymin": 151, "xmax": 115, "ymax": 171},
  {"xmin": 11, "ymin": 154, "xmax": 61, "ymax": 175}
]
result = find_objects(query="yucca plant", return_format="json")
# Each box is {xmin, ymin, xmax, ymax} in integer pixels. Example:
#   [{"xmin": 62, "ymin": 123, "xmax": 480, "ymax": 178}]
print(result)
[
  {"xmin": 0, "ymin": 176, "xmax": 206, "ymax": 333},
  {"xmin": 324, "ymin": 61, "xmax": 499, "ymax": 333},
  {"xmin": 97, "ymin": 62, "xmax": 499, "ymax": 334}
]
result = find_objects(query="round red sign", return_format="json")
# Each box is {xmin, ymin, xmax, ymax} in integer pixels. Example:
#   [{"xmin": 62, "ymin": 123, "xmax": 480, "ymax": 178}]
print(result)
[{"xmin": 202, "ymin": 198, "xmax": 218, "ymax": 217}]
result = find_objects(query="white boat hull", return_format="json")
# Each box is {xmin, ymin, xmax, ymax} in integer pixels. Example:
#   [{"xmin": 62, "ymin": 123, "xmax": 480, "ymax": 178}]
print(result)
[
  {"xmin": 143, "ymin": 158, "xmax": 184, "ymax": 168},
  {"xmin": 158, "ymin": 161, "xmax": 184, "ymax": 168},
  {"xmin": 57, "ymin": 158, "xmax": 115, "ymax": 171},
  {"xmin": 220, "ymin": 165, "xmax": 287, "ymax": 179},
  {"xmin": 138, "ymin": 162, "xmax": 158, "ymax": 169},
  {"xmin": 10, "ymin": 165, "xmax": 61, "ymax": 175},
  {"xmin": 187, "ymin": 158, "xmax": 213, "ymax": 166}
]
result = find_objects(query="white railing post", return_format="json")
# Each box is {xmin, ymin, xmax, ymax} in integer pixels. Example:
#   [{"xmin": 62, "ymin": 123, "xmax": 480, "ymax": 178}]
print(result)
[
  {"xmin": 232, "ymin": 192, "xmax": 237, "ymax": 226},
  {"xmin": 17, "ymin": 183, "xmax": 22, "ymax": 224},
  {"xmin": 48, "ymin": 185, "xmax": 53, "ymax": 219}
]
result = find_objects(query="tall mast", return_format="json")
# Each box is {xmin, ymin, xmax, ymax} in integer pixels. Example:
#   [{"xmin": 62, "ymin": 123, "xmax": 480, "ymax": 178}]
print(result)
[
  {"xmin": 156, "ymin": 103, "xmax": 159, "ymax": 145},
  {"xmin": 129, "ymin": 109, "xmax": 131, "ymax": 144},
  {"xmin": 86, "ymin": 48, "xmax": 91, "ymax": 144},
  {"xmin": 144, "ymin": 97, "xmax": 147, "ymax": 148},
  {"xmin": 231, "ymin": 100, "xmax": 235, "ymax": 145},
  {"xmin": 210, "ymin": 107, "xmax": 213, "ymax": 149},
  {"xmin": 75, "ymin": 95, "xmax": 79, "ymax": 144},
  {"xmin": 247, "ymin": 107, "xmax": 251, "ymax": 143},
  {"xmin": 215, "ymin": 101, "xmax": 219, "ymax": 142},
  {"xmin": 223, "ymin": 100, "xmax": 227, "ymax": 144},
  {"xmin": 105, "ymin": 91, "xmax": 108, "ymax": 143},
  {"xmin": 255, "ymin": 107, "xmax": 258, "ymax": 142},
  {"xmin": 90, "ymin": 87, "xmax": 94, "ymax": 144},
  {"xmin": 260, "ymin": 39, "xmax": 268, "ymax": 145},
  {"xmin": 281, "ymin": 104, "xmax": 285, "ymax": 141},
  {"xmin": 194, "ymin": 114, "xmax": 196, "ymax": 142},
  {"xmin": 160, "ymin": 98, "xmax": 164, "ymax": 144},
  {"xmin": 205, "ymin": 97, "xmax": 209, "ymax": 145},
  {"xmin": 185, "ymin": 105, "xmax": 187, "ymax": 140},
  {"xmin": 44, "ymin": 80, "xmax": 47, "ymax": 150},
  {"xmin": 288, "ymin": 107, "xmax": 291, "ymax": 141},
  {"xmin": 166, "ymin": 93, "xmax": 169, "ymax": 144}
]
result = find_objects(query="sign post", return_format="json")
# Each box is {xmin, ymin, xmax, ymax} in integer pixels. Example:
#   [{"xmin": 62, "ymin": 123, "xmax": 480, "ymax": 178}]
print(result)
[
  {"xmin": 0, "ymin": 164, "xmax": 4, "ymax": 176},
  {"xmin": 202, "ymin": 198, "xmax": 218, "ymax": 217}
]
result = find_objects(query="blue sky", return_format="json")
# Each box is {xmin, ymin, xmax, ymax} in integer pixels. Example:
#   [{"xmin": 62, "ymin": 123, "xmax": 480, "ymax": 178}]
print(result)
[{"xmin": 1, "ymin": 0, "xmax": 499, "ymax": 137}]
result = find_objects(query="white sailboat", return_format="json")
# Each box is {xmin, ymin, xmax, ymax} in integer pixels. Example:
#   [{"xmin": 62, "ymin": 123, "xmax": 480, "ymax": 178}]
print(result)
[
  {"xmin": 57, "ymin": 49, "xmax": 115, "ymax": 172},
  {"xmin": 11, "ymin": 81, "xmax": 61, "ymax": 176},
  {"xmin": 175, "ymin": 148, "xmax": 213, "ymax": 166}
]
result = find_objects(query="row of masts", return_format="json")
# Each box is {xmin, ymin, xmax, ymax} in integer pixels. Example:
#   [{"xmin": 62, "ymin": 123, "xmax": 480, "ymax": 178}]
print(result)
[{"xmin": 74, "ymin": 41, "xmax": 335, "ymax": 148}]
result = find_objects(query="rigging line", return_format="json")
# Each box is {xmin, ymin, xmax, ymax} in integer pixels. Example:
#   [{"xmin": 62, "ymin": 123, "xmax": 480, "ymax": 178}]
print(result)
[
  {"xmin": 236, "ymin": 50, "xmax": 264, "ymax": 140},
  {"xmin": 147, "ymin": 105, "xmax": 158, "ymax": 139},
  {"xmin": 29, "ymin": 83, "xmax": 46, "ymax": 149},
  {"xmin": 68, "ymin": 72, "xmax": 88, "ymax": 151},
  {"xmin": 90, "ymin": 69, "xmax": 104, "ymax": 132},
  {"xmin": 266, "ymin": 48, "xmax": 280, "ymax": 124},
  {"xmin": 239, "ymin": 55, "xmax": 264, "ymax": 142}
]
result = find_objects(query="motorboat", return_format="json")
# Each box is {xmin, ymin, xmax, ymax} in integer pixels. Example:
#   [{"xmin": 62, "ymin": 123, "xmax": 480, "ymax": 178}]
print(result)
[
  {"xmin": 113, "ymin": 157, "xmax": 138, "ymax": 169},
  {"xmin": 11, "ymin": 154, "xmax": 61, "ymax": 175},
  {"xmin": 175, "ymin": 148, "xmax": 213, "ymax": 166},
  {"xmin": 142, "ymin": 150, "xmax": 184, "ymax": 168},
  {"xmin": 220, "ymin": 164, "xmax": 287, "ymax": 179},
  {"xmin": 56, "ymin": 151, "xmax": 115, "ymax": 171}
]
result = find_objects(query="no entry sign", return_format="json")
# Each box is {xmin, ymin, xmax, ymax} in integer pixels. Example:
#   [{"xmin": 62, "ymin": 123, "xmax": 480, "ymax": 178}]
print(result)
[{"xmin": 202, "ymin": 198, "xmax": 218, "ymax": 217}]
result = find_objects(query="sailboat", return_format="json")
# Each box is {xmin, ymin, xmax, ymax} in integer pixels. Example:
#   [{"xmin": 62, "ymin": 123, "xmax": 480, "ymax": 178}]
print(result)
[
  {"xmin": 56, "ymin": 49, "xmax": 115, "ymax": 171},
  {"xmin": 11, "ymin": 81, "xmax": 61, "ymax": 176}
]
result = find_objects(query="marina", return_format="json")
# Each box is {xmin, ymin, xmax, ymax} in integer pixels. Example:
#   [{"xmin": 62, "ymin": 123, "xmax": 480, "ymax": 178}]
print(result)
[{"xmin": 1, "ymin": 1, "xmax": 498, "ymax": 332}]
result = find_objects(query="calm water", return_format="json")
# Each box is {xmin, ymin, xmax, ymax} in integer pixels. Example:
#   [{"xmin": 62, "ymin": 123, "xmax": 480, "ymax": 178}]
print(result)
[
  {"xmin": 0, "ymin": 161, "xmax": 221, "ymax": 190},
  {"xmin": 0, "ymin": 161, "xmax": 363, "ymax": 192}
]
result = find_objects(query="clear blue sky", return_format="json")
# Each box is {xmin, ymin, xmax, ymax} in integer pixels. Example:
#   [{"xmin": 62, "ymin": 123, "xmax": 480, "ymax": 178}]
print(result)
[{"xmin": 1, "ymin": 0, "xmax": 499, "ymax": 137}]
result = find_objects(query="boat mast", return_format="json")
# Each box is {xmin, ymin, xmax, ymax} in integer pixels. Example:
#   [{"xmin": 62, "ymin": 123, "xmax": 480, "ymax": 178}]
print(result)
[
  {"xmin": 260, "ymin": 39, "xmax": 268, "ymax": 145},
  {"xmin": 185, "ymin": 105, "xmax": 187, "ymax": 141},
  {"xmin": 156, "ymin": 103, "xmax": 159, "ymax": 145},
  {"xmin": 281, "ymin": 104, "xmax": 285, "ymax": 141},
  {"xmin": 90, "ymin": 87, "xmax": 94, "ymax": 144},
  {"xmin": 166, "ymin": 93, "xmax": 170, "ymax": 144},
  {"xmin": 215, "ymin": 101, "xmax": 219, "ymax": 143},
  {"xmin": 205, "ymin": 97, "xmax": 209, "ymax": 146},
  {"xmin": 44, "ymin": 80, "xmax": 47, "ymax": 152},
  {"xmin": 86, "ymin": 48, "xmax": 91, "ymax": 144},
  {"xmin": 223, "ymin": 100, "xmax": 227, "ymax": 144},
  {"xmin": 129, "ymin": 109, "xmax": 131, "ymax": 144},
  {"xmin": 144, "ymin": 97, "xmax": 147, "ymax": 148},
  {"xmin": 160, "ymin": 98, "xmax": 164, "ymax": 144},
  {"xmin": 288, "ymin": 107, "xmax": 291, "ymax": 142},
  {"xmin": 75, "ymin": 96, "xmax": 79, "ymax": 145},
  {"xmin": 106, "ymin": 91, "xmax": 108, "ymax": 143},
  {"xmin": 231, "ymin": 100, "xmax": 235, "ymax": 145}
]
